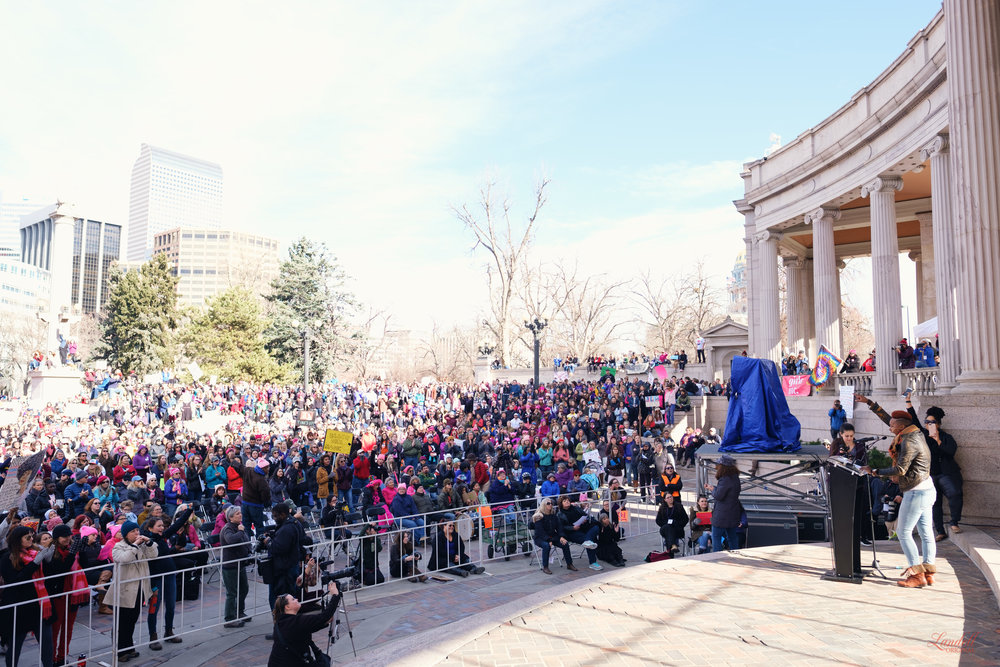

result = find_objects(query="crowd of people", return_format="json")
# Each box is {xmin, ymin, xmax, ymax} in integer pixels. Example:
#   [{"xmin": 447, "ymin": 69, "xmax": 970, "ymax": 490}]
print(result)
[
  {"xmin": 0, "ymin": 369, "xmax": 728, "ymax": 665},
  {"xmin": 782, "ymin": 336, "xmax": 941, "ymax": 378}
]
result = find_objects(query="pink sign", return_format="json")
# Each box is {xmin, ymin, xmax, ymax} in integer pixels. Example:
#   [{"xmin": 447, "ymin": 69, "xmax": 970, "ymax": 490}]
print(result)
[
  {"xmin": 653, "ymin": 365, "xmax": 668, "ymax": 380},
  {"xmin": 781, "ymin": 375, "xmax": 812, "ymax": 396}
]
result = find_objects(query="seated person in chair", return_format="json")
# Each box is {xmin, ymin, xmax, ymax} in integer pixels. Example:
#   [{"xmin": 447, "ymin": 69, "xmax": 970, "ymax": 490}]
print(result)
[
  {"xmin": 655, "ymin": 493, "xmax": 688, "ymax": 554},
  {"xmin": 532, "ymin": 497, "xmax": 577, "ymax": 575},
  {"xmin": 555, "ymin": 496, "xmax": 602, "ymax": 570},
  {"xmin": 595, "ymin": 510, "xmax": 626, "ymax": 567}
]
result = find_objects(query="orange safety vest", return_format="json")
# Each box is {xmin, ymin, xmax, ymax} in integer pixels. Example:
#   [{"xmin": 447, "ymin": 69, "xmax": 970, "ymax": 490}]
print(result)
[{"xmin": 660, "ymin": 472, "xmax": 680, "ymax": 499}]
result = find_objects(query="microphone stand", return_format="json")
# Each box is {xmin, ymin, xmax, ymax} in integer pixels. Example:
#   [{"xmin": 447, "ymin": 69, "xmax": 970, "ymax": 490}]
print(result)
[{"xmin": 864, "ymin": 478, "xmax": 888, "ymax": 580}]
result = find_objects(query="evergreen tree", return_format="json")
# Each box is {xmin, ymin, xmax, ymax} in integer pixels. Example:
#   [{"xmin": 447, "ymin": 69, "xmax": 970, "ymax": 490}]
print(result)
[
  {"xmin": 98, "ymin": 255, "xmax": 178, "ymax": 375},
  {"xmin": 265, "ymin": 238, "xmax": 357, "ymax": 382},
  {"xmin": 182, "ymin": 286, "xmax": 290, "ymax": 383}
]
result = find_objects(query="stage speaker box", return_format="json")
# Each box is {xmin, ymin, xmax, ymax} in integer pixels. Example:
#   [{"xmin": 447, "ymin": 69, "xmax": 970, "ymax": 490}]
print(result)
[{"xmin": 746, "ymin": 511, "xmax": 798, "ymax": 548}]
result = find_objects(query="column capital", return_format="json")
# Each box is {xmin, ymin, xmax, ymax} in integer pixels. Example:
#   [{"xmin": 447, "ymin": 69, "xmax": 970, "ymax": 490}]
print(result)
[
  {"xmin": 781, "ymin": 255, "xmax": 804, "ymax": 270},
  {"xmin": 861, "ymin": 176, "xmax": 904, "ymax": 198},
  {"xmin": 908, "ymin": 249, "xmax": 922, "ymax": 262},
  {"xmin": 919, "ymin": 133, "xmax": 949, "ymax": 162},
  {"xmin": 754, "ymin": 230, "xmax": 782, "ymax": 244},
  {"xmin": 836, "ymin": 259, "xmax": 847, "ymax": 270},
  {"xmin": 804, "ymin": 206, "xmax": 841, "ymax": 225}
]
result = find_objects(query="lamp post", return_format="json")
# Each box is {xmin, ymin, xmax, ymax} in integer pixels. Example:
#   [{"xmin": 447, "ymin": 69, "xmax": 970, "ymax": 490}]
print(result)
[
  {"xmin": 524, "ymin": 317, "xmax": 548, "ymax": 391},
  {"xmin": 291, "ymin": 319, "xmax": 321, "ymax": 393}
]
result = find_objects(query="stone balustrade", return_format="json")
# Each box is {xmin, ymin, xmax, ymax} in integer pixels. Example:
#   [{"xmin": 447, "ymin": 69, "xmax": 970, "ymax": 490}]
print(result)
[
  {"xmin": 836, "ymin": 371, "xmax": 874, "ymax": 396},
  {"xmin": 897, "ymin": 367, "xmax": 939, "ymax": 396}
]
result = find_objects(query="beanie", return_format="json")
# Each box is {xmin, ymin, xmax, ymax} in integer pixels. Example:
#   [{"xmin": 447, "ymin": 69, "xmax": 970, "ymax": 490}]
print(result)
[
  {"xmin": 121, "ymin": 520, "xmax": 140, "ymax": 539},
  {"xmin": 52, "ymin": 524, "xmax": 73, "ymax": 540}
]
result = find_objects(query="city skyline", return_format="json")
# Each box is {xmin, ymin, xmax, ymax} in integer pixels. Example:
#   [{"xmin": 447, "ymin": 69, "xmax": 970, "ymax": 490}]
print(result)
[{"xmin": 0, "ymin": 1, "xmax": 940, "ymax": 334}]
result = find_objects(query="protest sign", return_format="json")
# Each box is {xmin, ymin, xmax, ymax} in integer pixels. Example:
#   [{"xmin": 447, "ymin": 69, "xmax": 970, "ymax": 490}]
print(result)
[{"xmin": 323, "ymin": 430, "xmax": 354, "ymax": 454}]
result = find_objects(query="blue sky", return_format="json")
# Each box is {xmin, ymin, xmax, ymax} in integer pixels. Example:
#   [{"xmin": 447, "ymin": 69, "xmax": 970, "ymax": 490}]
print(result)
[{"xmin": 0, "ymin": 0, "xmax": 942, "ymax": 333}]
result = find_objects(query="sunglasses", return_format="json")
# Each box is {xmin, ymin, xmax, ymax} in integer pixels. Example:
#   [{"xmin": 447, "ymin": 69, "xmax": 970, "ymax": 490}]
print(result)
[{"xmin": 924, "ymin": 420, "xmax": 937, "ymax": 425}]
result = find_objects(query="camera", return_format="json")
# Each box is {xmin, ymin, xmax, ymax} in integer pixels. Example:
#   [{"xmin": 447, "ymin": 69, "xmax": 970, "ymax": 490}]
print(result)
[
  {"xmin": 321, "ymin": 565, "xmax": 357, "ymax": 584},
  {"xmin": 881, "ymin": 495, "xmax": 899, "ymax": 522}
]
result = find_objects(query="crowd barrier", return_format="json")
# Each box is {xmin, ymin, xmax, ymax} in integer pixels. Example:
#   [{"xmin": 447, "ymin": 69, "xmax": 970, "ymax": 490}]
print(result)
[{"xmin": 0, "ymin": 484, "xmax": 665, "ymax": 665}]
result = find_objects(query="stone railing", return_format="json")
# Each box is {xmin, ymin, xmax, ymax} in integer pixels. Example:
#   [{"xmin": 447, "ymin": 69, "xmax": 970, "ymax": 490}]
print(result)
[
  {"xmin": 836, "ymin": 371, "xmax": 874, "ymax": 396},
  {"xmin": 896, "ymin": 367, "xmax": 939, "ymax": 396}
]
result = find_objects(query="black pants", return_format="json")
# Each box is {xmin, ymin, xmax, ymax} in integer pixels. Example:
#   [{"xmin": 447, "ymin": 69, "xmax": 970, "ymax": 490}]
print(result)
[
  {"xmin": 696, "ymin": 349, "xmax": 705, "ymax": 363},
  {"xmin": 118, "ymin": 597, "xmax": 142, "ymax": 654},
  {"xmin": 363, "ymin": 568, "xmax": 385, "ymax": 585},
  {"xmin": 660, "ymin": 524, "xmax": 682, "ymax": 549},
  {"xmin": 932, "ymin": 473, "xmax": 963, "ymax": 535},
  {"xmin": 638, "ymin": 470, "xmax": 655, "ymax": 498},
  {"xmin": 851, "ymin": 478, "xmax": 874, "ymax": 573}
]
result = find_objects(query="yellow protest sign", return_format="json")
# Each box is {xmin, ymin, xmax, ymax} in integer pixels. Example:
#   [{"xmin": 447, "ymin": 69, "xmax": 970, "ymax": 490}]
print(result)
[{"xmin": 323, "ymin": 429, "xmax": 353, "ymax": 454}]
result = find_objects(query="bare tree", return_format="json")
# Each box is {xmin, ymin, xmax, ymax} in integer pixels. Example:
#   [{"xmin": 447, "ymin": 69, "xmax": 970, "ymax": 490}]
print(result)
[
  {"xmin": 841, "ymin": 299, "xmax": 875, "ymax": 359},
  {"xmin": 454, "ymin": 178, "xmax": 549, "ymax": 367},
  {"xmin": 0, "ymin": 313, "xmax": 46, "ymax": 396},
  {"xmin": 338, "ymin": 308, "xmax": 392, "ymax": 380},
  {"xmin": 633, "ymin": 259, "xmax": 726, "ymax": 355},
  {"xmin": 545, "ymin": 261, "xmax": 629, "ymax": 361},
  {"xmin": 633, "ymin": 271, "xmax": 690, "ymax": 354}
]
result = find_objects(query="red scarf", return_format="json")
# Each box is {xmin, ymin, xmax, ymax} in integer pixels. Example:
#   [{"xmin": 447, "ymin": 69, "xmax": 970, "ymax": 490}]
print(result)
[
  {"xmin": 23, "ymin": 550, "xmax": 52, "ymax": 620},
  {"xmin": 57, "ymin": 547, "xmax": 91, "ymax": 607}
]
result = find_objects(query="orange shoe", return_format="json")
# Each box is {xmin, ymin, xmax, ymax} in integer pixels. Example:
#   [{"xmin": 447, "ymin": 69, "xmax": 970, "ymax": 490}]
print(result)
[{"xmin": 923, "ymin": 563, "xmax": 936, "ymax": 586}]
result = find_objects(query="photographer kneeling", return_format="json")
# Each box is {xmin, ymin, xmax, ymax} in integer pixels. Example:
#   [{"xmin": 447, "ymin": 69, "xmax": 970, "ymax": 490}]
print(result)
[{"xmin": 268, "ymin": 581, "xmax": 341, "ymax": 667}]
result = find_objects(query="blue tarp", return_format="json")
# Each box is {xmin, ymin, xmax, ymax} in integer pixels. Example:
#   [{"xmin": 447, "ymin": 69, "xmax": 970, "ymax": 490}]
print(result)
[{"xmin": 720, "ymin": 357, "xmax": 801, "ymax": 453}]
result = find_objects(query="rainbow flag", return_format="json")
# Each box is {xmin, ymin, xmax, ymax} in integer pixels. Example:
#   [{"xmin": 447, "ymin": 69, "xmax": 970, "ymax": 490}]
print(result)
[{"xmin": 809, "ymin": 345, "xmax": 844, "ymax": 387}]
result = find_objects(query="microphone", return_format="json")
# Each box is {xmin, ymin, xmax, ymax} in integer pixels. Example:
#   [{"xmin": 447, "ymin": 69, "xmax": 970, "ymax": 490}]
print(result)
[{"xmin": 855, "ymin": 435, "xmax": 886, "ymax": 445}]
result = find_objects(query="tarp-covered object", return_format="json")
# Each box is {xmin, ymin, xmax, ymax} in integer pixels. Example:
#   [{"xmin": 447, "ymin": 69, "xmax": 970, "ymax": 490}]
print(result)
[{"xmin": 721, "ymin": 357, "xmax": 801, "ymax": 453}]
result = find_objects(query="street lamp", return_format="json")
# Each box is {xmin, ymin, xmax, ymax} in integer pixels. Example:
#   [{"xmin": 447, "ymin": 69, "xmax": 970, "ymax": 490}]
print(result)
[
  {"xmin": 291, "ymin": 318, "xmax": 321, "ymax": 393},
  {"xmin": 524, "ymin": 317, "xmax": 548, "ymax": 390}
]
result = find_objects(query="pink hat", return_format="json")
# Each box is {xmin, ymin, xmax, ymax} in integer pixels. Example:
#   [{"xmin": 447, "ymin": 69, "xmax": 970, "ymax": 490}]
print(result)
[
  {"xmin": 256, "ymin": 457, "xmax": 269, "ymax": 468},
  {"xmin": 80, "ymin": 525, "xmax": 99, "ymax": 538},
  {"xmin": 407, "ymin": 486, "xmax": 416, "ymax": 496}
]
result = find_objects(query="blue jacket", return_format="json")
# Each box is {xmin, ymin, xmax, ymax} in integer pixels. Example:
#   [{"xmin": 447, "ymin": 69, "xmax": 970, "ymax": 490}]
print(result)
[
  {"xmin": 204, "ymin": 465, "xmax": 226, "ymax": 490},
  {"xmin": 828, "ymin": 408, "xmax": 847, "ymax": 431},
  {"xmin": 63, "ymin": 481, "xmax": 92, "ymax": 515},
  {"xmin": 487, "ymin": 479, "xmax": 516, "ymax": 505},
  {"xmin": 539, "ymin": 480, "xmax": 560, "ymax": 498},
  {"xmin": 390, "ymin": 492, "xmax": 418, "ymax": 519},
  {"xmin": 164, "ymin": 478, "xmax": 188, "ymax": 505}
]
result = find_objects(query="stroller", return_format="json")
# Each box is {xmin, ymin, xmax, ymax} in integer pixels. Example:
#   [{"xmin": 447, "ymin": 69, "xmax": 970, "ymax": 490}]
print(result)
[{"xmin": 484, "ymin": 507, "xmax": 533, "ymax": 560}]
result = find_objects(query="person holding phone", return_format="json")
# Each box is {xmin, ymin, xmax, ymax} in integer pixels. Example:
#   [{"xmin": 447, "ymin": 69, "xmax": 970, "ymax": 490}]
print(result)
[{"xmin": 906, "ymin": 397, "xmax": 963, "ymax": 541}]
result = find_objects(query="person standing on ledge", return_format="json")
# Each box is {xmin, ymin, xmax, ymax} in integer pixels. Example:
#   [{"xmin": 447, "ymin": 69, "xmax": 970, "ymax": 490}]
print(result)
[
  {"xmin": 905, "ymin": 397, "xmax": 963, "ymax": 541},
  {"xmin": 855, "ymin": 394, "xmax": 936, "ymax": 588}
]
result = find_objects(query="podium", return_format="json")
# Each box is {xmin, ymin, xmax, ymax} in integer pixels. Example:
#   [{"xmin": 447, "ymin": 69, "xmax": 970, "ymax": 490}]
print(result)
[{"xmin": 822, "ymin": 457, "xmax": 864, "ymax": 583}]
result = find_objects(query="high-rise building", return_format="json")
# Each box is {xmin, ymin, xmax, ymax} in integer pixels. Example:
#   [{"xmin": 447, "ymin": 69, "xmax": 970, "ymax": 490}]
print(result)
[
  {"xmin": 153, "ymin": 227, "xmax": 279, "ymax": 306},
  {"xmin": 20, "ymin": 204, "xmax": 121, "ymax": 315},
  {"xmin": 127, "ymin": 144, "xmax": 223, "ymax": 262},
  {"xmin": 0, "ymin": 195, "xmax": 51, "ymax": 256}
]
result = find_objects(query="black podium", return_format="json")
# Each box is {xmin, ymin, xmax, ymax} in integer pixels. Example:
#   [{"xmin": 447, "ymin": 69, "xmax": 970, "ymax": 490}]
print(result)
[{"xmin": 823, "ymin": 457, "xmax": 864, "ymax": 584}]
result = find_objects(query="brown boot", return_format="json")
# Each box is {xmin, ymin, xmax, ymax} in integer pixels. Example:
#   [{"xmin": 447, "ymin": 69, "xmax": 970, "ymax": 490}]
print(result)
[
  {"xmin": 98, "ymin": 604, "xmax": 114, "ymax": 615},
  {"xmin": 898, "ymin": 564, "xmax": 927, "ymax": 588},
  {"xmin": 923, "ymin": 563, "xmax": 936, "ymax": 586},
  {"xmin": 567, "ymin": 564, "xmax": 579, "ymax": 572}
]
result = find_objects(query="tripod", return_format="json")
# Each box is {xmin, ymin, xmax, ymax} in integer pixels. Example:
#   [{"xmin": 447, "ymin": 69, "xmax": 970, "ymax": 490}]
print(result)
[{"xmin": 326, "ymin": 595, "xmax": 357, "ymax": 658}]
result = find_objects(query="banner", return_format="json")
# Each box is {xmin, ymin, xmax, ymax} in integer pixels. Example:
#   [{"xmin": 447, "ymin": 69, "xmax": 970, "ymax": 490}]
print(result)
[
  {"xmin": 323, "ymin": 429, "xmax": 354, "ymax": 454},
  {"xmin": 0, "ymin": 451, "xmax": 45, "ymax": 509},
  {"xmin": 644, "ymin": 395, "xmax": 661, "ymax": 409},
  {"xmin": 188, "ymin": 362, "xmax": 203, "ymax": 382},
  {"xmin": 297, "ymin": 409, "xmax": 316, "ymax": 426},
  {"xmin": 780, "ymin": 375, "xmax": 812, "ymax": 396},
  {"xmin": 653, "ymin": 365, "xmax": 669, "ymax": 380}
]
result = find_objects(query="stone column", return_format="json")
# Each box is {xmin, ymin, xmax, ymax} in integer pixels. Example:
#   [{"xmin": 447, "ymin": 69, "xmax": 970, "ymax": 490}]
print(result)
[
  {"xmin": 735, "ymin": 199, "xmax": 757, "ymax": 355},
  {"xmin": 756, "ymin": 230, "xmax": 781, "ymax": 363},
  {"xmin": 782, "ymin": 256, "xmax": 805, "ymax": 355},
  {"xmin": 862, "ymin": 176, "xmax": 904, "ymax": 393},
  {"xmin": 801, "ymin": 258, "xmax": 816, "ymax": 361},
  {"xmin": 806, "ymin": 207, "xmax": 842, "ymax": 358},
  {"xmin": 920, "ymin": 135, "xmax": 959, "ymax": 391},
  {"xmin": 48, "ymin": 204, "xmax": 77, "ymax": 354},
  {"xmin": 945, "ymin": 0, "xmax": 1000, "ymax": 392},
  {"xmin": 916, "ymin": 212, "xmax": 936, "ymax": 319},
  {"xmin": 909, "ymin": 250, "xmax": 924, "ymax": 322}
]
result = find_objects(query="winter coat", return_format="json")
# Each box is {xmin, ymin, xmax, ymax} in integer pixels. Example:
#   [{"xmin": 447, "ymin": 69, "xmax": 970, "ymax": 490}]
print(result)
[{"xmin": 105, "ymin": 539, "xmax": 157, "ymax": 608}]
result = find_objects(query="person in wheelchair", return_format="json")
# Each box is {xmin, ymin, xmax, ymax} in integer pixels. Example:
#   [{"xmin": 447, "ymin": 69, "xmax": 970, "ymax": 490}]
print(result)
[{"xmin": 656, "ymin": 493, "xmax": 688, "ymax": 554}]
